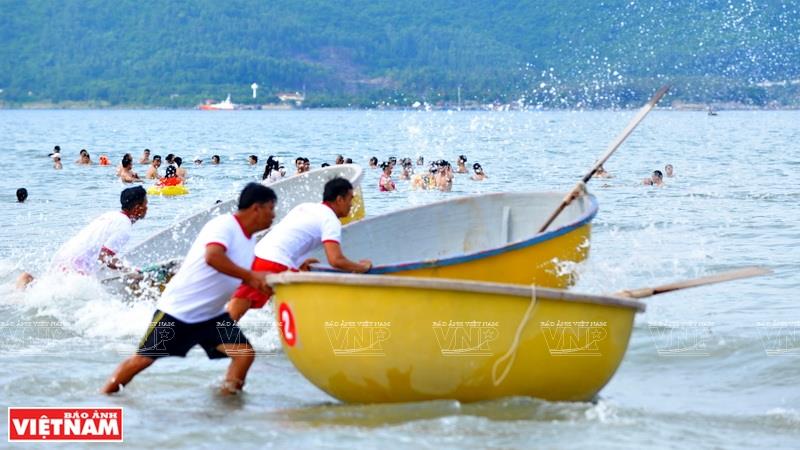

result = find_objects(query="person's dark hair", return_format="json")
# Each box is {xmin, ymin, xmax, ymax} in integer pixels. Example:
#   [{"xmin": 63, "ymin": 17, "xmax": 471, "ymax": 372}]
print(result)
[
  {"xmin": 345, "ymin": 158, "xmax": 353, "ymax": 164},
  {"xmin": 369, "ymin": 156, "xmax": 378, "ymax": 165},
  {"xmin": 249, "ymin": 155, "xmax": 258, "ymax": 164},
  {"xmin": 54, "ymin": 145, "xmax": 61, "ymax": 151},
  {"xmin": 459, "ymin": 155, "xmax": 467, "ymax": 163},
  {"xmin": 295, "ymin": 157, "xmax": 303, "ymax": 164},
  {"xmin": 144, "ymin": 148, "xmax": 150, "ymax": 154},
  {"xmin": 473, "ymin": 163, "xmax": 482, "ymax": 171},
  {"xmin": 653, "ymin": 170, "xmax": 663, "ymax": 178},
  {"xmin": 302, "ymin": 157, "xmax": 310, "ymax": 163},
  {"xmin": 153, "ymin": 155, "xmax": 162, "ymax": 162},
  {"xmin": 212, "ymin": 155, "xmax": 220, "ymax": 162},
  {"xmin": 16, "ymin": 188, "xmax": 28, "ymax": 203},
  {"xmin": 380, "ymin": 161, "xmax": 391, "ymax": 170},
  {"xmin": 323, "ymin": 177, "xmax": 353, "ymax": 202},
  {"xmin": 120, "ymin": 186, "xmax": 147, "ymax": 211},
  {"xmin": 80, "ymin": 149, "xmax": 88, "ymax": 156},
  {"xmin": 262, "ymin": 155, "xmax": 280, "ymax": 180},
  {"xmin": 121, "ymin": 153, "xmax": 133, "ymax": 168},
  {"xmin": 321, "ymin": 162, "xmax": 330, "ymax": 167},
  {"xmin": 165, "ymin": 165, "xmax": 177, "ymax": 178},
  {"xmin": 166, "ymin": 153, "xmax": 175, "ymax": 163},
  {"xmin": 174, "ymin": 156, "xmax": 182, "ymax": 167},
  {"xmin": 238, "ymin": 183, "xmax": 277, "ymax": 210}
]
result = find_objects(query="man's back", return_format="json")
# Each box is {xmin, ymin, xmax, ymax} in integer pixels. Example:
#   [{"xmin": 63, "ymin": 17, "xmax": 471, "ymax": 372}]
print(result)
[{"xmin": 51, "ymin": 211, "xmax": 132, "ymax": 275}]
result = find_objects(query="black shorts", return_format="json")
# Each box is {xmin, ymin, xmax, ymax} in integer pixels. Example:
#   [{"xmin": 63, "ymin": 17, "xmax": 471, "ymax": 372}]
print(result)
[{"xmin": 136, "ymin": 310, "xmax": 251, "ymax": 360}]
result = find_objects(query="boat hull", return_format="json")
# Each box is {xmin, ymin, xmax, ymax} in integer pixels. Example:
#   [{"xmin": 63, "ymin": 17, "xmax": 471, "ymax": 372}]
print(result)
[
  {"xmin": 313, "ymin": 191, "xmax": 596, "ymax": 288},
  {"xmin": 269, "ymin": 273, "xmax": 643, "ymax": 404}
]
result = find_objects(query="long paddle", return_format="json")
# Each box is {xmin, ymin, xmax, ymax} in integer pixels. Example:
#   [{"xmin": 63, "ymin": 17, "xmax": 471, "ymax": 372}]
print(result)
[
  {"xmin": 615, "ymin": 267, "xmax": 771, "ymax": 299},
  {"xmin": 538, "ymin": 85, "xmax": 671, "ymax": 233}
]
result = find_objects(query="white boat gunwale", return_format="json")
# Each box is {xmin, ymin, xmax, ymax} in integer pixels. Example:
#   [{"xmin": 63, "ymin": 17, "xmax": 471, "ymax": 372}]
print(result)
[
  {"xmin": 267, "ymin": 272, "xmax": 646, "ymax": 312},
  {"xmin": 313, "ymin": 191, "xmax": 598, "ymax": 274}
]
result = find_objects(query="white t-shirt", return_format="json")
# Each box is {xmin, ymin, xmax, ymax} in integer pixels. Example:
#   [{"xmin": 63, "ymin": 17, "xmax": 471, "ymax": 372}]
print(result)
[
  {"xmin": 264, "ymin": 172, "xmax": 283, "ymax": 184},
  {"xmin": 157, "ymin": 214, "xmax": 256, "ymax": 323},
  {"xmin": 50, "ymin": 211, "xmax": 133, "ymax": 275},
  {"xmin": 255, "ymin": 202, "xmax": 341, "ymax": 269}
]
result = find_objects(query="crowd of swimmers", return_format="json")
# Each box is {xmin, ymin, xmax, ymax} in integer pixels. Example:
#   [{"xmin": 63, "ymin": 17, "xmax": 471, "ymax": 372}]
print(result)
[
  {"xmin": 46, "ymin": 145, "xmax": 215, "ymax": 185},
  {"xmin": 259, "ymin": 153, "xmax": 488, "ymax": 193},
  {"xmin": 42, "ymin": 145, "xmax": 488, "ymax": 193},
  {"xmin": 591, "ymin": 162, "xmax": 675, "ymax": 187}
]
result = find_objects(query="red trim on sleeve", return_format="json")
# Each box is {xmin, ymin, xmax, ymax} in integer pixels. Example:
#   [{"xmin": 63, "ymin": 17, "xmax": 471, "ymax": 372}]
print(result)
[
  {"xmin": 321, "ymin": 240, "xmax": 340, "ymax": 245},
  {"xmin": 232, "ymin": 214, "xmax": 252, "ymax": 238},
  {"xmin": 206, "ymin": 242, "xmax": 227, "ymax": 251},
  {"xmin": 100, "ymin": 246, "xmax": 116, "ymax": 256}
]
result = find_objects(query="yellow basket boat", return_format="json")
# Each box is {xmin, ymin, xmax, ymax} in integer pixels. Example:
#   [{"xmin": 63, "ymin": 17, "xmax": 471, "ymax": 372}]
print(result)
[
  {"xmin": 268, "ymin": 272, "xmax": 644, "ymax": 404},
  {"xmin": 310, "ymin": 191, "xmax": 597, "ymax": 288}
]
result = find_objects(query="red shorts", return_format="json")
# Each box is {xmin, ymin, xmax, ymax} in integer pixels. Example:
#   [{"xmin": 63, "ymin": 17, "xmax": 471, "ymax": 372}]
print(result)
[{"xmin": 232, "ymin": 258, "xmax": 291, "ymax": 308}]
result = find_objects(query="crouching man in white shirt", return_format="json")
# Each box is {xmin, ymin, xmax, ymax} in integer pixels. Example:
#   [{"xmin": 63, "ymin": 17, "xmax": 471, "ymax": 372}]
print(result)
[
  {"xmin": 102, "ymin": 183, "xmax": 277, "ymax": 396},
  {"xmin": 16, "ymin": 186, "xmax": 149, "ymax": 289}
]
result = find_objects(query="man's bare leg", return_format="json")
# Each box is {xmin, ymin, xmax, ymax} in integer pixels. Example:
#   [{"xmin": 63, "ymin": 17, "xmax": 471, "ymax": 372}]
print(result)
[
  {"xmin": 226, "ymin": 297, "xmax": 252, "ymax": 322},
  {"xmin": 218, "ymin": 343, "xmax": 255, "ymax": 395},
  {"xmin": 101, "ymin": 355, "xmax": 155, "ymax": 394}
]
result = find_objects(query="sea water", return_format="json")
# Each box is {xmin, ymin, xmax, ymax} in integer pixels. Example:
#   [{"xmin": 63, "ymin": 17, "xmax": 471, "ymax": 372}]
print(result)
[{"xmin": 0, "ymin": 109, "xmax": 798, "ymax": 448}]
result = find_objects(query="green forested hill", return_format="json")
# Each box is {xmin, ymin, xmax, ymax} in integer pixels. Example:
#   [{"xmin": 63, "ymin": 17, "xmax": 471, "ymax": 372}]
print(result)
[{"xmin": 1, "ymin": 0, "xmax": 798, "ymax": 107}]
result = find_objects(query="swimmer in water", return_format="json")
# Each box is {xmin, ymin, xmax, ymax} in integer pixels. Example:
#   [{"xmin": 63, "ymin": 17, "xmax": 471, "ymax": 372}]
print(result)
[
  {"xmin": 593, "ymin": 164, "xmax": 612, "ymax": 178},
  {"xmin": 76, "ymin": 149, "xmax": 92, "ymax": 165},
  {"xmin": 665, "ymin": 164, "xmax": 674, "ymax": 177},
  {"xmin": 145, "ymin": 155, "xmax": 162, "ymax": 179},
  {"xmin": 211, "ymin": 155, "xmax": 220, "ymax": 165},
  {"xmin": 52, "ymin": 153, "xmax": 63, "ymax": 170},
  {"xmin": 651, "ymin": 170, "xmax": 665, "ymax": 186},
  {"xmin": 248, "ymin": 155, "xmax": 258, "ymax": 166},
  {"xmin": 471, "ymin": 163, "xmax": 487, "ymax": 181},
  {"xmin": 379, "ymin": 162, "xmax": 397, "ymax": 192},
  {"xmin": 369, "ymin": 156, "xmax": 378, "ymax": 169},
  {"xmin": 139, "ymin": 149, "xmax": 151, "ymax": 165},
  {"xmin": 456, "ymin": 155, "xmax": 469, "ymax": 174},
  {"xmin": 335, "ymin": 154, "xmax": 344, "ymax": 165},
  {"xmin": 16, "ymin": 188, "xmax": 28, "ymax": 203},
  {"xmin": 119, "ymin": 154, "xmax": 142, "ymax": 183},
  {"xmin": 399, "ymin": 161, "xmax": 413, "ymax": 181},
  {"xmin": 435, "ymin": 160, "xmax": 454, "ymax": 192},
  {"xmin": 174, "ymin": 157, "xmax": 187, "ymax": 180}
]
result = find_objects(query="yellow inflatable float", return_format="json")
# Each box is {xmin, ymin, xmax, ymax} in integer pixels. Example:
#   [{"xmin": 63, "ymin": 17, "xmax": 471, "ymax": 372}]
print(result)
[{"xmin": 147, "ymin": 185, "xmax": 189, "ymax": 196}]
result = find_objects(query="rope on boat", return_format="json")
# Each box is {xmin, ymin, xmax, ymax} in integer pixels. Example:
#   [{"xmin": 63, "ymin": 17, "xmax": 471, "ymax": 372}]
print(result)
[{"xmin": 492, "ymin": 285, "xmax": 537, "ymax": 386}]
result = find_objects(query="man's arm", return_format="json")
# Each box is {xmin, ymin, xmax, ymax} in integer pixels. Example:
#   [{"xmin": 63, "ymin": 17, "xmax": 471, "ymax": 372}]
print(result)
[
  {"xmin": 205, "ymin": 244, "xmax": 268, "ymax": 293},
  {"xmin": 323, "ymin": 241, "xmax": 371, "ymax": 273}
]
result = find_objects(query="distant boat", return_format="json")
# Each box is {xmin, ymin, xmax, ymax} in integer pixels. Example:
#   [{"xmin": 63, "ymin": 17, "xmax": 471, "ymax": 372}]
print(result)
[{"xmin": 199, "ymin": 94, "xmax": 235, "ymax": 110}]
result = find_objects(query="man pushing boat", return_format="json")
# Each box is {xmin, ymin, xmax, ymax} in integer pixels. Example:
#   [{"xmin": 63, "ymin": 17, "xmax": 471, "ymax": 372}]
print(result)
[
  {"xmin": 101, "ymin": 183, "xmax": 277, "ymax": 395},
  {"xmin": 227, "ymin": 177, "xmax": 371, "ymax": 321},
  {"xmin": 16, "ymin": 186, "xmax": 149, "ymax": 289}
]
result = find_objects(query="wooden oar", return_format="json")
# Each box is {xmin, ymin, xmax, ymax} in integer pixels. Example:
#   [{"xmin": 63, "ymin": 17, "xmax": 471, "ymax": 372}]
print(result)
[
  {"xmin": 615, "ymin": 267, "xmax": 771, "ymax": 299},
  {"xmin": 538, "ymin": 85, "xmax": 671, "ymax": 233}
]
